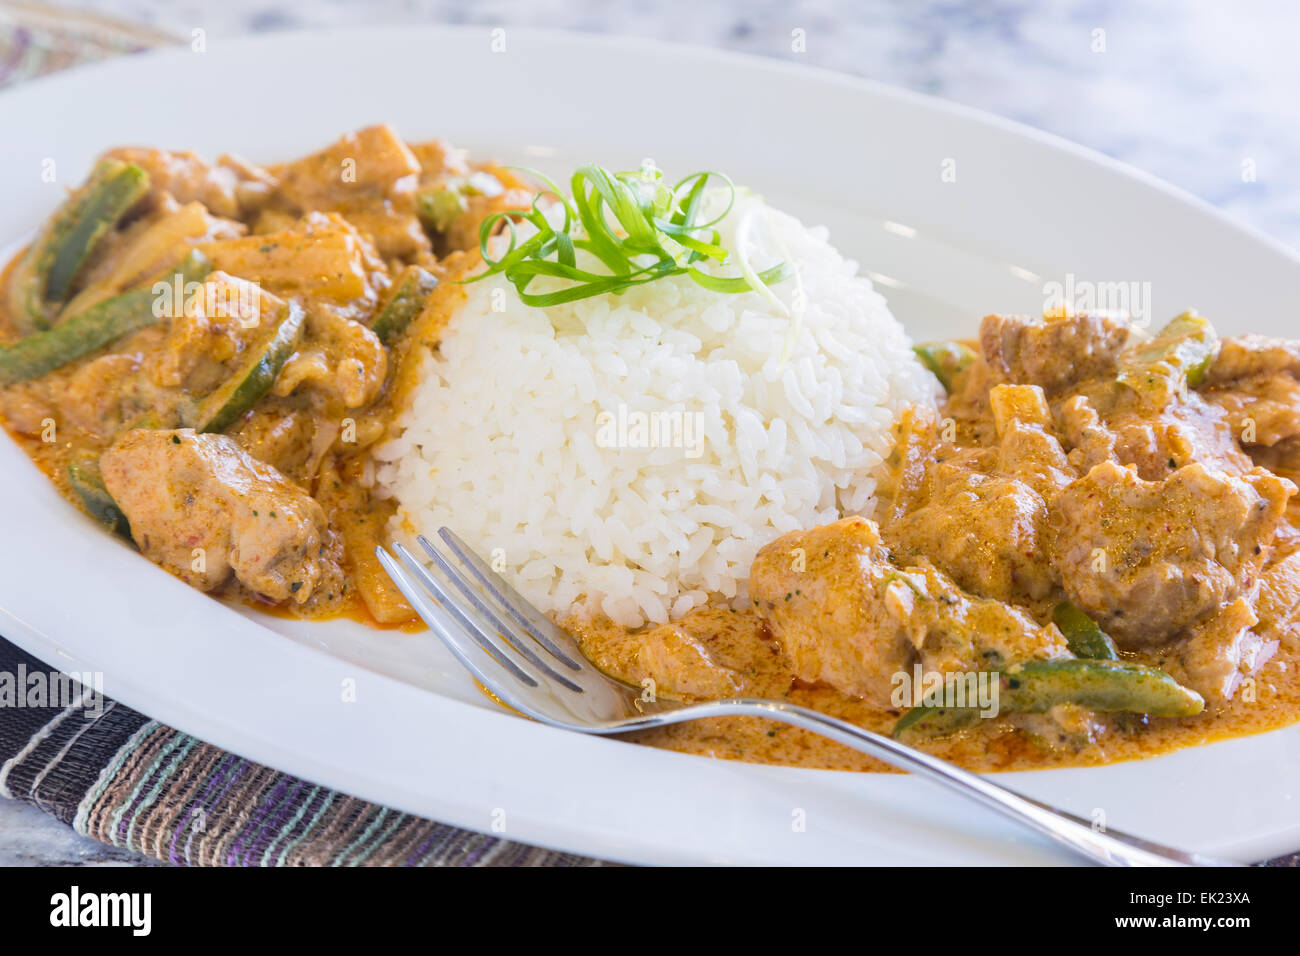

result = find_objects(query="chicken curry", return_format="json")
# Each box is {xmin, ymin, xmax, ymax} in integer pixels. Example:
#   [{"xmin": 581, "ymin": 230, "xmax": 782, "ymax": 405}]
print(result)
[
  {"xmin": 2, "ymin": 126, "xmax": 1299, "ymax": 774},
  {"xmin": 0, "ymin": 125, "xmax": 530, "ymax": 624},
  {"xmin": 571, "ymin": 312, "xmax": 1300, "ymax": 772}
]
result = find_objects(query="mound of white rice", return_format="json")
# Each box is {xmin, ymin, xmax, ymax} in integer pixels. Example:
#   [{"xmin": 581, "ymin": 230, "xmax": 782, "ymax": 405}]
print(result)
[{"xmin": 372, "ymin": 190, "xmax": 938, "ymax": 628}]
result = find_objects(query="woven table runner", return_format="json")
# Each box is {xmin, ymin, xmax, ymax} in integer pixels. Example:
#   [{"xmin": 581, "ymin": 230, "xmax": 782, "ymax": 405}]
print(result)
[
  {"xmin": 1, "ymin": 2, "xmax": 1296, "ymax": 869},
  {"xmin": 0, "ymin": 636, "xmax": 602, "ymax": 866},
  {"xmin": 0, "ymin": 1, "xmax": 176, "ymax": 82}
]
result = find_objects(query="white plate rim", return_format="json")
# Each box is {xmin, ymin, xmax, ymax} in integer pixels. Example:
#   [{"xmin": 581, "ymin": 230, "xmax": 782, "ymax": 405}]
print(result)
[{"xmin": 0, "ymin": 24, "xmax": 1297, "ymax": 866}]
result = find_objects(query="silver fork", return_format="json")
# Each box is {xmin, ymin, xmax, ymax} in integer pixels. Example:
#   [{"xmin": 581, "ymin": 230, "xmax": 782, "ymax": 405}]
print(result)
[{"xmin": 377, "ymin": 528, "xmax": 1236, "ymax": 867}]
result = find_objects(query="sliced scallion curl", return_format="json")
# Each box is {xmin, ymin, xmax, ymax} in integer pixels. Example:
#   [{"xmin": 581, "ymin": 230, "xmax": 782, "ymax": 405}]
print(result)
[{"xmin": 464, "ymin": 164, "xmax": 793, "ymax": 308}]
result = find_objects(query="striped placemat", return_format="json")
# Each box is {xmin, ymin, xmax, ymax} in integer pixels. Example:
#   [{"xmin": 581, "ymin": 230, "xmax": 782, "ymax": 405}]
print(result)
[
  {"xmin": 0, "ymin": 1, "xmax": 177, "ymax": 85},
  {"xmin": 0, "ymin": 637, "xmax": 602, "ymax": 866}
]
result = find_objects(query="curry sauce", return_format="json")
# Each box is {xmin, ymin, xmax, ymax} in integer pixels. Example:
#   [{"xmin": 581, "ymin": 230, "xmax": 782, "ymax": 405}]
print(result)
[
  {"xmin": 0, "ymin": 126, "xmax": 507, "ymax": 627},
  {"xmin": 3, "ymin": 126, "xmax": 1299, "ymax": 777},
  {"xmin": 573, "ymin": 605, "xmax": 1300, "ymax": 772},
  {"xmin": 570, "ymin": 313, "xmax": 1300, "ymax": 772}
]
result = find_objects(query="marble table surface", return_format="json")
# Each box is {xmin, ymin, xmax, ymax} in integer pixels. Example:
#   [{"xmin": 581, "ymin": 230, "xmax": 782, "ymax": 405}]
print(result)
[{"xmin": 2, "ymin": 0, "xmax": 1297, "ymax": 866}]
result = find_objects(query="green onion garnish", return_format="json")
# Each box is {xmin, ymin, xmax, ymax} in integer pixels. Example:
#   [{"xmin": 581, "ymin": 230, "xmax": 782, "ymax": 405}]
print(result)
[{"xmin": 465, "ymin": 163, "xmax": 793, "ymax": 307}]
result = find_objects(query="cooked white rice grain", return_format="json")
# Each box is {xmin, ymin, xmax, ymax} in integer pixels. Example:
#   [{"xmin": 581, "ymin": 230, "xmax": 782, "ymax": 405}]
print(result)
[{"xmin": 372, "ymin": 190, "xmax": 939, "ymax": 628}]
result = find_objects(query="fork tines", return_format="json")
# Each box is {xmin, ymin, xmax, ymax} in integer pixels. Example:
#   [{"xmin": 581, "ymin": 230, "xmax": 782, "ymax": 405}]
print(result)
[{"xmin": 375, "ymin": 531, "xmax": 585, "ymax": 700}]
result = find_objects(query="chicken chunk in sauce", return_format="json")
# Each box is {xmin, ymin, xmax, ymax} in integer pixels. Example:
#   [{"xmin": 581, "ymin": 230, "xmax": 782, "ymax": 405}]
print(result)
[
  {"xmin": 750, "ymin": 517, "xmax": 1067, "ymax": 706},
  {"xmin": 747, "ymin": 517, "xmax": 916, "ymax": 705},
  {"xmin": 980, "ymin": 310, "xmax": 1130, "ymax": 394},
  {"xmin": 1050, "ymin": 460, "xmax": 1291, "ymax": 646},
  {"xmin": 100, "ymin": 429, "xmax": 342, "ymax": 603}
]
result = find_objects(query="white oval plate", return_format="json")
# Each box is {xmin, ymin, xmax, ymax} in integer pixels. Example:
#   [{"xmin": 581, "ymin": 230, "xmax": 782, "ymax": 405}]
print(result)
[{"xmin": 2, "ymin": 25, "xmax": 1298, "ymax": 866}]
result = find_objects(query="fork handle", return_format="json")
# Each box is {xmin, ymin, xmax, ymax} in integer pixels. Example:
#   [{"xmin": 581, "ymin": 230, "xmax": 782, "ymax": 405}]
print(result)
[{"xmin": 613, "ymin": 698, "xmax": 1233, "ymax": 867}]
